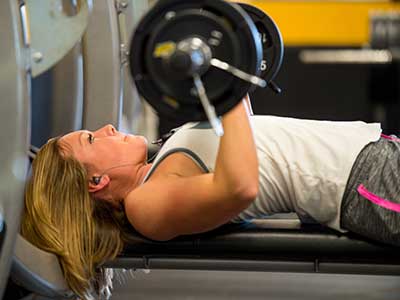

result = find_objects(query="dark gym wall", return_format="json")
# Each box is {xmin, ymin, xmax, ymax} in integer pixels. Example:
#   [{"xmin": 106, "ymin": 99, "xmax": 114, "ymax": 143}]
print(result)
[
  {"xmin": 250, "ymin": 46, "xmax": 400, "ymax": 134},
  {"xmin": 251, "ymin": 47, "xmax": 372, "ymax": 121},
  {"xmin": 159, "ymin": 46, "xmax": 399, "ymax": 136}
]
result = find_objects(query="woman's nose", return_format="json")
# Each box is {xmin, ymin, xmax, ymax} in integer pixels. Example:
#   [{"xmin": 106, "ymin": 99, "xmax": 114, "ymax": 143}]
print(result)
[
  {"xmin": 95, "ymin": 124, "xmax": 117, "ymax": 137},
  {"xmin": 106, "ymin": 124, "xmax": 116, "ymax": 135}
]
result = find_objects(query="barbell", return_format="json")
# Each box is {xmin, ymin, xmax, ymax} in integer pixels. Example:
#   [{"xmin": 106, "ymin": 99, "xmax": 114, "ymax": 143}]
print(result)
[{"xmin": 129, "ymin": 0, "xmax": 283, "ymax": 135}]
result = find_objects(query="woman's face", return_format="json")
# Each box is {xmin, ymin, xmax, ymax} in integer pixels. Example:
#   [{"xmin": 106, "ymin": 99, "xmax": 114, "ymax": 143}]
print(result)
[{"xmin": 59, "ymin": 124, "xmax": 148, "ymax": 176}]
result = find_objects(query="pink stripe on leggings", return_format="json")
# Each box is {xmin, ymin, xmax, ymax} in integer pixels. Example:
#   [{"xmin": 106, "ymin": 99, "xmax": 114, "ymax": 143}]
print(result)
[
  {"xmin": 358, "ymin": 184, "xmax": 400, "ymax": 213},
  {"xmin": 381, "ymin": 134, "xmax": 400, "ymax": 142}
]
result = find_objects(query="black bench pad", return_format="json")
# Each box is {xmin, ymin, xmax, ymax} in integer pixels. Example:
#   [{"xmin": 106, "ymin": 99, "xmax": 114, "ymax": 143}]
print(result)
[{"xmin": 106, "ymin": 220, "xmax": 400, "ymax": 275}]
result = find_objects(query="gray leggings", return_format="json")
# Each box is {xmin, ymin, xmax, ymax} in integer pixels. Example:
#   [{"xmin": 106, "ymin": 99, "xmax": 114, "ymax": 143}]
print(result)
[{"xmin": 341, "ymin": 134, "xmax": 400, "ymax": 246}]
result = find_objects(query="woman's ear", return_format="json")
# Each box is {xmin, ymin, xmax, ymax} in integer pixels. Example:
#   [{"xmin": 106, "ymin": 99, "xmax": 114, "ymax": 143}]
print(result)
[{"xmin": 88, "ymin": 175, "xmax": 110, "ymax": 193}]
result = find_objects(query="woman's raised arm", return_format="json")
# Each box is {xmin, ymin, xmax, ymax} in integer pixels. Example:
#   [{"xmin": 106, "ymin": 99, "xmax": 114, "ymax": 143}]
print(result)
[
  {"xmin": 125, "ymin": 98, "xmax": 259, "ymax": 241},
  {"xmin": 214, "ymin": 97, "xmax": 258, "ymax": 198}
]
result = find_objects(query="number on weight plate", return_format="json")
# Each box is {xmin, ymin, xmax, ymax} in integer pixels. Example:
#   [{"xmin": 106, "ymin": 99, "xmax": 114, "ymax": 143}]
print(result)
[
  {"xmin": 260, "ymin": 60, "xmax": 267, "ymax": 71},
  {"xmin": 259, "ymin": 33, "xmax": 267, "ymax": 44}
]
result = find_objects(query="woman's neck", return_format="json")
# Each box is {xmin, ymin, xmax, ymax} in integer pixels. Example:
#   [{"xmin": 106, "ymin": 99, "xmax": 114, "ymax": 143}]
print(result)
[
  {"xmin": 133, "ymin": 163, "xmax": 153, "ymax": 187},
  {"xmin": 103, "ymin": 163, "xmax": 153, "ymax": 204}
]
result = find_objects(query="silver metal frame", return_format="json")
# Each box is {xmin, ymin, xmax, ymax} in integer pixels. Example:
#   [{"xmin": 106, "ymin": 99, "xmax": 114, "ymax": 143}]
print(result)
[
  {"xmin": 82, "ymin": 0, "xmax": 122, "ymax": 130},
  {"xmin": 50, "ymin": 43, "xmax": 84, "ymax": 136},
  {"xmin": 120, "ymin": 0, "xmax": 159, "ymax": 143},
  {"xmin": 120, "ymin": 0, "xmax": 147, "ymax": 134},
  {"xmin": 0, "ymin": 0, "xmax": 30, "ymax": 297}
]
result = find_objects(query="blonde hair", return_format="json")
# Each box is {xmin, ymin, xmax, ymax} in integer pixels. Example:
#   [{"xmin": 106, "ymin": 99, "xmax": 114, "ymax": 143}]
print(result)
[{"xmin": 21, "ymin": 138, "xmax": 132, "ymax": 299}]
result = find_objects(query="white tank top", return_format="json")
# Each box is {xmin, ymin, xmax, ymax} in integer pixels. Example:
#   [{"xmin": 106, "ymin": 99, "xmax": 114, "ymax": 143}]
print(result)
[{"xmin": 143, "ymin": 115, "xmax": 382, "ymax": 232}]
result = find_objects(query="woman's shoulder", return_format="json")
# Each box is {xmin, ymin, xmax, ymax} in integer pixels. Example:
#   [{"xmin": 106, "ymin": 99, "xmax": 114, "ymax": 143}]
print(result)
[{"xmin": 146, "ymin": 152, "xmax": 207, "ymax": 183}]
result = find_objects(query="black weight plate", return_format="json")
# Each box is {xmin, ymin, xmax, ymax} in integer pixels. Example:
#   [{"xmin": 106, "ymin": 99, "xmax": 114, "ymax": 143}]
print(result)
[
  {"xmin": 146, "ymin": 9, "xmax": 240, "ymax": 106},
  {"xmin": 238, "ymin": 3, "xmax": 284, "ymax": 87},
  {"xmin": 129, "ymin": 0, "xmax": 262, "ymax": 123}
]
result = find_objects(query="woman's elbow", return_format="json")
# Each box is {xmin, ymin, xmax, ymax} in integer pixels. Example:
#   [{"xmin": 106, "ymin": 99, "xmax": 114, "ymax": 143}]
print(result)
[{"xmin": 236, "ymin": 181, "xmax": 259, "ymax": 203}]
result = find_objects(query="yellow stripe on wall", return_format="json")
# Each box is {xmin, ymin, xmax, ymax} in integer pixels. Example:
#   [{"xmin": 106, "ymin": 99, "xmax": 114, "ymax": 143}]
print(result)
[{"xmin": 231, "ymin": 1, "xmax": 400, "ymax": 46}]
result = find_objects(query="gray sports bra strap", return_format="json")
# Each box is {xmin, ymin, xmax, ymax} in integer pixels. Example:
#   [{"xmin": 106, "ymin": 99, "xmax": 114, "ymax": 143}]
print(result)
[{"xmin": 142, "ymin": 148, "xmax": 209, "ymax": 183}]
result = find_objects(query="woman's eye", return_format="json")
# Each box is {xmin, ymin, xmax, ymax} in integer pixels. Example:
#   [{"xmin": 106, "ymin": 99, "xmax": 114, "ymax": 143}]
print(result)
[{"xmin": 88, "ymin": 134, "xmax": 95, "ymax": 144}]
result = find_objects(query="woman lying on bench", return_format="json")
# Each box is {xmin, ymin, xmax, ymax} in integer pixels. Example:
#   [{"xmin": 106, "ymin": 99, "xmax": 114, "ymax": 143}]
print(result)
[{"xmin": 21, "ymin": 95, "xmax": 399, "ymax": 299}]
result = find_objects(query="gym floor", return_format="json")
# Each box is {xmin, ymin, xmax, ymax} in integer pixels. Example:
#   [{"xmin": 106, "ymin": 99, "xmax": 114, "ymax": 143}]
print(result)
[{"xmin": 111, "ymin": 270, "xmax": 400, "ymax": 300}]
